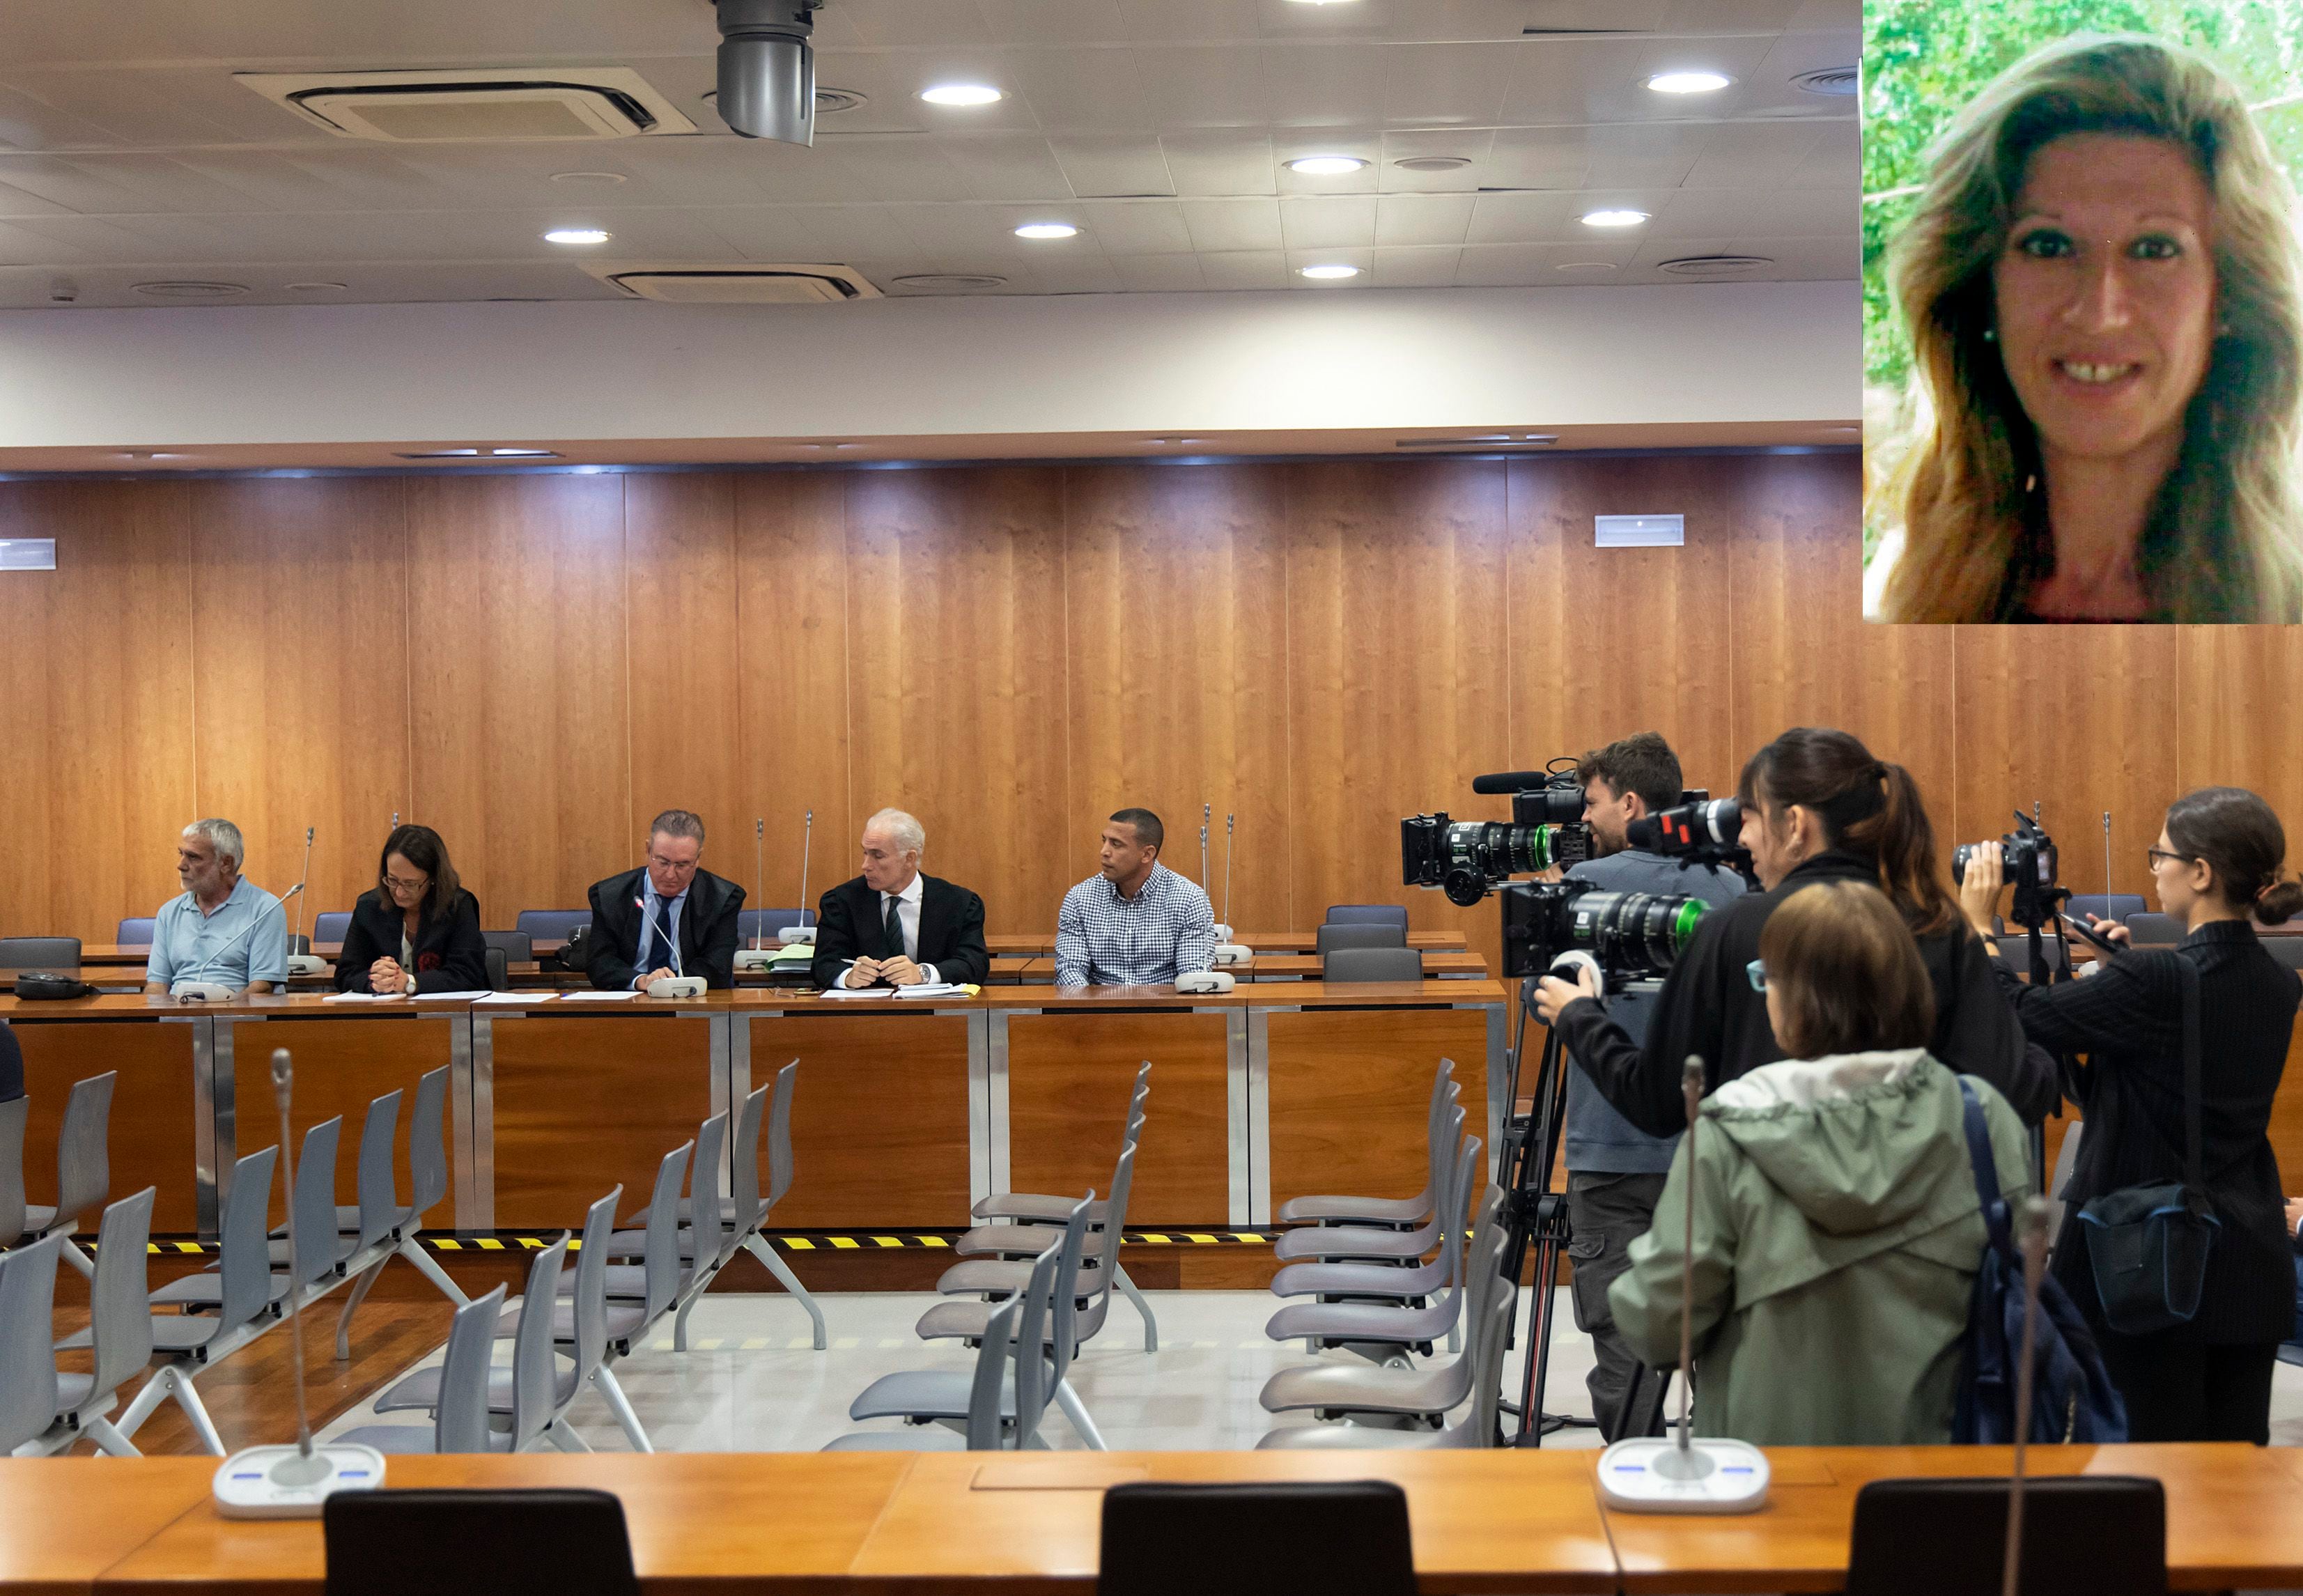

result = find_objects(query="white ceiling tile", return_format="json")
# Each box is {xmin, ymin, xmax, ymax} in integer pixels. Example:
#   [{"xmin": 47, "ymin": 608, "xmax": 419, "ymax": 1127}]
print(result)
[
  {"xmin": 1680, "ymin": 121, "xmax": 1826, "ymax": 190},
  {"xmin": 1047, "ymin": 134, "xmax": 1174, "ymax": 197},
  {"xmin": 0, "ymin": 80, "xmax": 139, "ymax": 150},
  {"xmin": 1111, "ymin": 0, "xmax": 1263, "ymax": 46},
  {"xmin": 937, "ymin": 134, "xmax": 1077, "ymax": 201},
  {"xmin": 1496, "ymin": 36, "xmax": 1780, "ymax": 126},
  {"xmin": 1370, "ymin": 245, "xmax": 1461, "ymax": 288},
  {"xmin": 1112, "ymin": 251, "xmax": 1205, "ymax": 290},
  {"xmin": 1278, "ymin": 196, "xmax": 1375, "ymax": 249},
  {"xmin": 1381, "ymin": 44, "xmax": 1512, "ymax": 127},
  {"xmin": 1649, "ymin": 187, "xmax": 1771, "ymax": 239},
  {"xmin": 1181, "ymin": 196, "xmax": 1280, "ymax": 251},
  {"xmin": 1160, "ymin": 133, "xmax": 1275, "ymax": 197},
  {"xmin": 0, "ymin": 213, "xmax": 189, "ymax": 265},
  {"xmin": 1784, "ymin": 119, "xmax": 1858, "ymax": 189},
  {"xmin": 1195, "ymin": 248, "xmax": 1287, "ymax": 289},
  {"xmin": 1259, "ymin": 43, "xmax": 1389, "ymax": 128},
  {"xmin": 1128, "ymin": 46, "xmax": 1271, "ymax": 128},
  {"xmin": 1076, "ymin": 199, "xmax": 1194, "ymax": 254},
  {"xmin": 835, "ymin": 0, "xmax": 1002, "ymax": 49},
  {"xmin": 1455, "ymin": 242, "xmax": 1638, "ymax": 286},
  {"xmin": 0, "ymin": 176, "xmax": 74, "ymax": 217},
  {"xmin": 1718, "ymin": 232, "xmax": 1856, "ymax": 279},
  {"xmin": 816, "ymin": 135, "xmax": 982, "ymax": 203},
  {"xmin": 1735, "ymin": 185, "xmax": 1855, "ymax": 237},
  {"xmin": 1001, "ymin": 46, "xmax": 1158, "ymax": 132},
  {"xmin": 1374, "ymin": 194, "xmax": 1473, "ymax": 247},
  {"xmin": 1377, "ymin": 130, "xmax": 1491, "ymax": 192},
  {"xmin": 977, "ymin": 0, "xmax": 1131, "ymax": 46},
  {"xmin": 1735, "ymin": 26, "xmax": 1863, "ymax": 118},
  {"xmin": 1028, "ymin": 254, "xmax": 1125, "ymax": 294},
  {"xmin": 695, "ymin": 205, "xmax": 923, "ymax": 263}
]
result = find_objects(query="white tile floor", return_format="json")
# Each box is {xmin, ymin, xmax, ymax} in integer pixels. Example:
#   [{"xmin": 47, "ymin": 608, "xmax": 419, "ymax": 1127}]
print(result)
[{"xmin": 317, "ymin": 1285, "xmax": 2303, "ymax": 1455}]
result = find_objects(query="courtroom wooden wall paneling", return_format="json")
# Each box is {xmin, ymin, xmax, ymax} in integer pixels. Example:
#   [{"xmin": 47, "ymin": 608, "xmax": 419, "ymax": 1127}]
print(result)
[
  {"xmin": 2174, "ymin": 626, "xmax": 2303, "ymax": 873},
  {"xmin": 1283, "ymin": 459, "xmax": 1514, "ymax": 972},
  {"xmin": 405, "ymin": 472, "xmax": 633, "ymax": 920},
  {"xmin": 0, "ymin": 480, "xmax": 196, "ymax": 946},
  {"xmin": 189, "ymin": 479, "xmax": 413, "ymax": 921},
  {"xmin": 843, "ymin": 468, "xmax": 1072, "ymax": 936},
  {"xmin": 1063, "ymin": 463, "xmax": 1296, "ymax": 933},
  {"xmin": 734, "ymin": 471, "xmax": 853, "ymax": 910},
  {"xmin": 625, "ymin": 474, "xmax": 745, "ymax": 858}
]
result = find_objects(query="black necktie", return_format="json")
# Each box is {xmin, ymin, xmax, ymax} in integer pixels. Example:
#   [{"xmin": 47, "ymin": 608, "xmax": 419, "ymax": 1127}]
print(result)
[
  {"xmin": 647, "ymin": 899, "xmax": 675, "ymax": 971},
  {"xmin": 883, "ymin": 894, "xmax": 904, "ymax": 959}
]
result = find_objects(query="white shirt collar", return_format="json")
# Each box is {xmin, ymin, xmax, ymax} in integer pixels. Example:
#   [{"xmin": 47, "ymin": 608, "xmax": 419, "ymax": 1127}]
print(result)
[{"xmin": 885, "ymin": 871, "xmax": 924, "ymax": 907}]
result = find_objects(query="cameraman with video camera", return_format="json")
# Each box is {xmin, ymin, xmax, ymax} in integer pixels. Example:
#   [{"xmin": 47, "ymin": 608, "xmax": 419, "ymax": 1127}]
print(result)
[
  {"xmin": 1533, "ymin": 726, "xmax": 2055, "ymax": 1133},
  {"xmin": 1553, "ymin": 733, "xmax": 1746, "ymax": 1441}
]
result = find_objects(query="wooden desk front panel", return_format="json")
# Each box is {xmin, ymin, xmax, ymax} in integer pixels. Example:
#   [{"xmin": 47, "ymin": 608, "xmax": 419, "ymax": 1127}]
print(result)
[
  {"xmin": 486, "ymin": 1014, "xmax": 715, "ymax": 1231},
  {"xmin": 1264, "ymin": 1007, "xmax": 1489, "ymax": 1215},
  {"xmin": 226, "ymin": 1016, "xmax": 453, "ymax": 1226},
  {"xmin": 13, "ymin": 1018, "xmax": 201, "ymax": 1234},
  {"xmin": 745, "ymin": 1010, "xmax": 972, "ymax": 1228},
  {"xmin": 1006, "ymin": 1010, "xmax": 1231, "ymax": 1225}
]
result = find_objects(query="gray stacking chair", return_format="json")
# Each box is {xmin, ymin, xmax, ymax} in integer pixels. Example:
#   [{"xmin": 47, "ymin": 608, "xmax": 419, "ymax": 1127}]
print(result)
[
  {"xmin": 176, "ymin": 1115, "xmax": 354, "ymax": 1314},
  {"xmin": 333, "ymin": 1069, "xmax": 470, "ymax": 1359},
  {"xmin": 1259, "ymin": 1185, "xmax": 1509, "ymax": 1443},
  {"xmin": 482, "ymin": 929, "xmax": 532, "ymax": 964},
  {"xmin": 666, "ymin": 1065, "xmax": 825, "ymax": 1351},
  {"xmin": 24, "ymin": 1070, "xmax": 116, "ymax": 1278},
  {"xmin": 823, "ymin": 1293, "xmax": 1024, "ymax": 1453},
  {"xmin": 920, "ymin": 1150, "xmax": 1137, "ymax": 1450},
  {"xmin": 21, "ymin": 1187, "xmax": 156, "ymax": 1457},
  {"xmin": 2126, "ymin": 912, "xmax": 2182, "ymax": 945},
  {"xmin": 1274, "ymin": 1099, "xmax": 1464, "ymax": 1269},
  {"xmin": 379, "ymin": 1191, "xmax": 628, "ymax": 1451},
  {"xmin": 1266, "ymin": 1138, "xmax": 1481, "ymax": 1363},
  {"xmin": 372, "ymin": 1239, "xmax": 571, "ymax": 1455},
  {"xmin": 603, "ymin": 1109, "xmax": 727, "ymax": 1351},
  {"xmin": 117, "ymin": 918, "xmax": 157, "ymax": 945},
  {"xmin": 2066, "ymin": 894, "xmax": 2148, "ymax": 926},
  {"xmin": 515, "ymin": 910, "xmax": 591, "ymax": 943},
  {"xmin": 1277, "ymin": 1060, "xmax": 1454, "ymax": 1234},
  {"xmin": 1269, "ymin": 1126, "xmax": 1480, "ymax": 1309},
  {"xmin": 332, "ymin": 1285, "xmax": 508, "ymax": 1455},
  {"xmin": 1326, "ymin": 905, "xmax": 1411, "ymax": 930},
  {"xmin": 0, "ymin": 1232, "xmax": 63, "ymax": 1454},
  {"xmin": 0, "ymin": 1093, "xmax": 26, "ymax": 1250},
  {"xmin": 483, "ymin": 946, "xmax": 511, "ymax": 991},
  {"xmin": 1323, "ymin": 947, "xmax": 1423, "ymax": 984},
  {"xmin": 60, "ymin": 1144, "xmax": 283, "ymax": 1455},
  {"xmin": 843, "ymin": 1195, "xmax": 1089, "ymax": 1450},
  {"xmin": 564, "ymin": 1140, "xmax": 692, "ymax": 1313},
  {"xmin": 949, "ymin": 1062, "xmax": 1156, "ymax": 1351},
  {"xmin": 1315, "ymin": 923, "xmax": 1406, "ymax": 955}
]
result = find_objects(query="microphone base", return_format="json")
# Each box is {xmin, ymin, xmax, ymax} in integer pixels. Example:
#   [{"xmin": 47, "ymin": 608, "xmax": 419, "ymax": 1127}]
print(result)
[
  {"xmin": 733, "ymin": 950, "xmax": 780, "ymax": 970},
  {"xmin": 777, "ymin": 926, "xmax": 818, "ymax": 943},
  {"xmin": 171, "ymin": 982, "xmax": 238, "ymax": 1002},
  {"xmin": 1174, "ymin": 970, "xmax": 1236, "ymax": 995},
  {"xmin": 1597, "ymin": 1436, "xmax": 1769, "ymax": 1514},
  {"xmin": 647, "ymin": 976, "xmax": 709, "ymax": 998},
  {"xmin": 284, "ymin": 955, "xmax": 327, "ymax": 977},
  {"xmin": 212, "ymin": 1443, "xmax": 386, "ymax": 1518},
  {"xmin": 1211, "ymin": 944, "xmax": 1253, "ymax": 966}
]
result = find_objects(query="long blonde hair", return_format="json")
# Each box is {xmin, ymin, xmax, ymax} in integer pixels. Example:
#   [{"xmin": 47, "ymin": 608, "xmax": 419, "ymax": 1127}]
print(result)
[{"xmin": 1881, "ymin": 34, "xmax": 2303, "ymax": 622}]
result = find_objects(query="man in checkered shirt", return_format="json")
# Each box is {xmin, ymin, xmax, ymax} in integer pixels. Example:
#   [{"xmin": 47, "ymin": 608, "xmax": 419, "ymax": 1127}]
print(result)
[{"xmin": 1055, "ymin": 808, "xmax": 1218, "ymax": 988}]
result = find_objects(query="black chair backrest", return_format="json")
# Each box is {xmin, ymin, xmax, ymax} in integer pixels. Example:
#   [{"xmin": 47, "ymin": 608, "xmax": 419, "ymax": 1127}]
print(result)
[
  {"xmin": 481, "ymin": 930, "xmax": 532, "ymax": 963},
  {"xmin": 323, "ymin": 1488, "xmax": 639, "ymax": 1596},
  {"xmin": 483, "ymin": 946, "xmax": 510, "ymax": 991},
  {"xmin": 738, "ymin": 909, "xmax": 814, "ymax": 938},
  {"xmin": 1315, "ymin": 923, "xmax": 1406, "ymax": 956},
  {"xmin": 2257, "ymin": 933, "xmax": 2303, "ymax": 970},
  {"xmin": 1098, "ymin": 1480, "xmax": 1416, "ymax": 1596},
  {"xmin": 1845, "ymin": 1476, "xmax": 2166, "ymax": 1596},
  {"xmin": 2125, "ymin": 912, "xmax": 2182, "ymax": 945},
  {"xmin": 0, "ymin": 938, "xmax": 80, "ymax": 976},
  {"xmin": 1323, "ymin": 946, "xmax": 1423, "ymax": 984}
]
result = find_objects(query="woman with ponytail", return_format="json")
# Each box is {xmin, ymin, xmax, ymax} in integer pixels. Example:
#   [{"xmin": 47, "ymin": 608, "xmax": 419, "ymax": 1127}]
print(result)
[
  {"xmin": 1960, "ymin": 787, "xmax": 2303, "ymax": 1441},
  {"xmin": 1537, "ymin": 727, "xmax": 2052, "ymax": 1137}
]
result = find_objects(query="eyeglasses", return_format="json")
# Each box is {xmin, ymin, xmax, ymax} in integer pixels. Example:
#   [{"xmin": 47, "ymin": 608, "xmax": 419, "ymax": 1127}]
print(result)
[
  {"xmin": 647, "ymin": 853, "xmax": 700, "ymax": 875},
  {"xmin": 382, "ymin": 872, "xmax": 430, "ymax": 894},
  {"xmin": 1746, "ymin": 958, "xmax": 1768, "ymax": 992},
  {"xmin": 2145, "ymin": 848, "xmax": 2196, "ymax": 871}
]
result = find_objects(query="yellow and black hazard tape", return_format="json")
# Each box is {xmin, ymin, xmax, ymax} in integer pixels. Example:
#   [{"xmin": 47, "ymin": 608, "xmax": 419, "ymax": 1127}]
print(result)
[{"xmin": 140, "ymin": 1230, "xmax": 1281, "ymax": 1257}]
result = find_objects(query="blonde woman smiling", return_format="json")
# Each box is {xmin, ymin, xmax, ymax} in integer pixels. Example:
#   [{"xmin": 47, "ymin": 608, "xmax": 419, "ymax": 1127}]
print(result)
[{"xmin": 1878, "ymin": 35, "xmax": 2303, "ymax": 622}]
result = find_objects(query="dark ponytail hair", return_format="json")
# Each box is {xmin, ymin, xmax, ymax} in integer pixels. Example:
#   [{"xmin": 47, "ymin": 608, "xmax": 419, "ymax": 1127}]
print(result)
[
  {"xmin": 1737, "ymin": 727, "xmax": 1961, "ymax": 937},
  {"xmin": 379, "ymin": 824, "xmax": 461, "ymax": 927},
  {"xmin": 2164, "ymin": 787, "xmax": 2303, "ymax": 924}
]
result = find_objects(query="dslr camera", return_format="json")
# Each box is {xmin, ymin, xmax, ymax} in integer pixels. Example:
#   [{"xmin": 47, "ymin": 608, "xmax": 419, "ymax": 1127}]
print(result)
[{"xmin": 1953, "ymin": 812, "xmax": 2061, "ymax": 929}]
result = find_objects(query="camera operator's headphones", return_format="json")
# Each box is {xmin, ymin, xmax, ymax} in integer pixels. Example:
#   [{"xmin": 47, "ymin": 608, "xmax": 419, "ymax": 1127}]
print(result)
[{"xmin": 14, "ymin": 970, "xmax": 95, "ymax": 1000}]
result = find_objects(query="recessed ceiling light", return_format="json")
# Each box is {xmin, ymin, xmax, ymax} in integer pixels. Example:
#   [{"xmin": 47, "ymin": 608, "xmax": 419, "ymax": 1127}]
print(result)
[
  {"xmin": 1298, "ymin": 263, "xmax": 1360, "ymax": 280},
  {"xmin": 543, "ymin": 228, "xmax": 611, "ymax": 245},
  {"xmin": 1285, "ymin": 0, "xmax": 1357, "ymax": 6},
  {"xmin": 1579, "ymin": 209, "xmax": 1649, "ymax": 228},
  {"xmin": 1013, "ymin": 222, "xmax": 1079, "ymax": 240},
  {"xmin": 284, "ymin": 281, "xmax": 347, "ymax": 293},
  {"xmin": 920, "ymin": 83, "xmax": 1002, "ymax": 107},
  {"xmin": 1645, "ymin": 71, "xmax": 1732, "ymax": 94},
  {"xmin": 1176, "ymin": 438, "xmax": 1206, "ymax": 445},
  {"xmin": 394, "ymin": 449, "xmax": 483, "ymax": 459},
  {"xmin": 1287, "ymin": 155, "xmax": 1367, "ymax": 176},
  {"xmin": 550, "ymin": 171, "xmax": 627, "ymax": 185},
  {"xmin": 1143, "ymin": 439, "xmax": 1170, "ymax": 446}
]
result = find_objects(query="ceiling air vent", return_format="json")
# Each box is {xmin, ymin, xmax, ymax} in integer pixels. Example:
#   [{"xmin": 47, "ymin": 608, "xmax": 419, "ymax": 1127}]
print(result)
[
  {"xmin": 581, "ymin": 262, "xmax": 882, "ymax": 304},
  {"xmin": 236, "ymin": 68, "xmax": 697, "ymax": 141},
  {"xmin": 892, "ymin": 273, "xmax": 1009, "ymax": 292},
  {"xmin": 1659, "ymin": 255, "xmax": 1774, "ymax": 278},
  {"xmin": 1794, "ymin": 67, "xmax": 1860, "ymax": 97}
]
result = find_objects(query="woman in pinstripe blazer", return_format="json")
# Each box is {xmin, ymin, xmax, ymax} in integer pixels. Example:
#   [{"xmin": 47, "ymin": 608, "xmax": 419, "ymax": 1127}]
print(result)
[{"xmin": 1961, "ymin": 787, "xmax": 2303, "ymax": 1443}]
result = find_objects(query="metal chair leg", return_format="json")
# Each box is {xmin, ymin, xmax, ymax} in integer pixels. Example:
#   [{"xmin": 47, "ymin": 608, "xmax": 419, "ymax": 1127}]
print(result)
[
  {"xmin": 334, "ymin": 1261, "xmax": 385, "ymax": 1360},
  {"xmin": 1054, "ymin": 1377, "xmax": 1108, "ymax": 1451},
  {"xmin": 591, "ymin": 1366, "xmax": 653, "ymax": 1453},
  {"xmin": 743, "ymin": 1234, "xmax": 827, "ymax": 1350},
  {"xmin": 125, "ymin": 1367, "xmax": 223, "ymax": 1456},
  {"xmin": 400, "ymin": 1237, "xmax": 470, "ymax": 1307},
  {"xmin": 1114, "ymin": 1264, "xmax": 1158, "ymax": 1352},
  {"xmin": 543, "ymin": 1419, "xmax": 593, "ymax": 1453},
  {"xmin": 57, "ymin": 1237, "xmax": 95, "ymax": 1280},
  {"xmin": 79, "ymin": 1417, "xmax": 139, "ymax": 1457}
]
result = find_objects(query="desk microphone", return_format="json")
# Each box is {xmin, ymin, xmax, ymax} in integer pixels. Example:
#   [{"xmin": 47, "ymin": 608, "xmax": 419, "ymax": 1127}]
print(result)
[
  {"xmin": 736, "ymin": 818, "xmax": 777, "ymax": 971},
  {"xmin": 1211, "ymin": 812, "xmax": 1250, "ymax": 966},
  {"xmin": 284, "ymin": 828, "xmax": 327, "ymax": 978},
  {"xmin": 1597, "ymin": 1055, "xmax": 1769, "ymax": 1514},
  {"xmin": 779, "ymin": 809, "xmax": 817, "ymax": 944},
  {"xmin": 212, "ymin": 1047, "xmax": 385, "ymax": 1516},
  {"xmin": 637, "ymin": 894, "xmax": 706, "ymax": 998},
  {"xmin": 174, "ymin": 882, "xmax": 304, "ymax": 1002}
]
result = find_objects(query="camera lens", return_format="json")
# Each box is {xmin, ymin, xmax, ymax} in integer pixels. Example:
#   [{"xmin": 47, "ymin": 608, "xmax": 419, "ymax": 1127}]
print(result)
[{"xmin": 1569, "ymin": 890, "xmax": 1708, "ymax": 970}]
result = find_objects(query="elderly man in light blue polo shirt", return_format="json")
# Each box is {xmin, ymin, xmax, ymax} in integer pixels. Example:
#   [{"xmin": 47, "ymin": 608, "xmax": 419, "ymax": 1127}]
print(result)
[{"xmin": 144, "ymin": 819, "xmax": 288, "ymax": 995}]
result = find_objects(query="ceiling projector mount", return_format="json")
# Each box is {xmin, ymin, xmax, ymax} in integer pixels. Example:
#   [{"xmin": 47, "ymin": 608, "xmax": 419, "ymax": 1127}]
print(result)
[{"xmin": 715, "ymin": 0, "xmax": 826, "ymax": 145}]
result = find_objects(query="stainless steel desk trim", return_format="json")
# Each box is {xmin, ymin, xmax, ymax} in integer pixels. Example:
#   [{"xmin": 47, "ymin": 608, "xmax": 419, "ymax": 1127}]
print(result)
[
  {"xmin": 1246, "ymin": 1006, "xmax": 1297, "ymax": 1227},
  {"xmin": 982, "ymin": 1009, "xmax": 1024, "ymax": 1207},
  {"xmin": 177, "ymin": 1015, "xmax": 221, "ymax": 1237},
  {"xmin": 682, "ymin": 1009, "xmax": 733, "ymax": 1199},
  {"xmin": 209, "ymin": 1016, "xmax": 247, "ymax": 1221},
  {"xmin": 1232, "ymin": 1008, "xmax": 1259, "ymax": 1227},
  {"xmin": 1455, "ymin": 1000, "xmax": 1508, "ymax": 1177},
  {"xmin": 467, "ymin": 1013, "xmax": 500, "ymax": 1234}
]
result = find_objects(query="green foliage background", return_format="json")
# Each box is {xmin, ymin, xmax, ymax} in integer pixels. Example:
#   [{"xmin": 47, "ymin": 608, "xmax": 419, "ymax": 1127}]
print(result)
[{"xmin": 1862, "ymin": 0, "xmax": 2303, "ymax": 396}]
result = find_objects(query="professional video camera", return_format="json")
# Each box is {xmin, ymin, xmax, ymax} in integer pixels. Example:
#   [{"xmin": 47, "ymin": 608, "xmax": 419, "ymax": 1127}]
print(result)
[
  {"xmin": 1954, "ymin": 811, "xmax": 2061, "ymax": 929},
  {"xmin": 1498, "ymin": 881, "xmax": 1711, "ymax": 983},
  {"xmin": 1399, "ymin": 760, "xmax": 1591, "ymax": 907}
]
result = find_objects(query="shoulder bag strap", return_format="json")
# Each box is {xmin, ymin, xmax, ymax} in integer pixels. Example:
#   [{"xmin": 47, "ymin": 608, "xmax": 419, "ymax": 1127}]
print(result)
[
  {"xmin": 2176, "ymin": 950, "xmax": 2205, "ymax": 1200},
  {"xmin": 1957, "ymin": 1077, "xmax": 2015, "ymax": 1255}
]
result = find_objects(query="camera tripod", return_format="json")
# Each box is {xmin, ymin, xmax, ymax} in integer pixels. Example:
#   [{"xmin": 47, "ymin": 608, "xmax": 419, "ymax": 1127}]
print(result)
[{"xmin": 1492, "ymin": 974, "xmax": 1673, "ymax": 1446}]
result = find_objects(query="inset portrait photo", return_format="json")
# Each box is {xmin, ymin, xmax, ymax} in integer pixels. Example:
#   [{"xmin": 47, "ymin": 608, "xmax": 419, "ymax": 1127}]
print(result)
[{"xmin": 1863, "ymin": 4, "xmax": 2303, "ymax": 621}]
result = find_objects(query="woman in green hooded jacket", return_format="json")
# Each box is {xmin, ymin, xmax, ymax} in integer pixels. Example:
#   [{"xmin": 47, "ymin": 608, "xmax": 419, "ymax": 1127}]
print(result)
[{"xmin": 1610, "ymin": 878, "xmax": 2033, "ymax": 1445}]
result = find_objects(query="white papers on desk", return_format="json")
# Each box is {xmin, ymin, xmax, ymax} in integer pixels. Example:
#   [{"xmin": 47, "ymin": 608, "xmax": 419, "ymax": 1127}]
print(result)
[
  {"xmin": 816, "ymin": 986, "xmax": 894, "ymax": 1000},
  {"xmin": 894, "ymin": 983, "xmax": 971, "ymax": 1000},
  {"xmin": 474, "ymin": 991, "xmax": 558, "ymax": 1004},
  {"xmin": 321, "ymin": 991, "xmax": 407, "ymax": 1004},
  {"xmin": 415, "ymin": 990, "xmax": 495, "ymax": 1001},
  {"xmin": 558, "ymin": 989, "xmax": 641, "ymax": 1002}
]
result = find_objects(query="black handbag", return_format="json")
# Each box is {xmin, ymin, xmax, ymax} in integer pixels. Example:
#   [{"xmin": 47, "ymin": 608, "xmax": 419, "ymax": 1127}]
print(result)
[{"xmin": 2075, "ymin": 951, "xmax": 2220, "ymax": 1335}]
